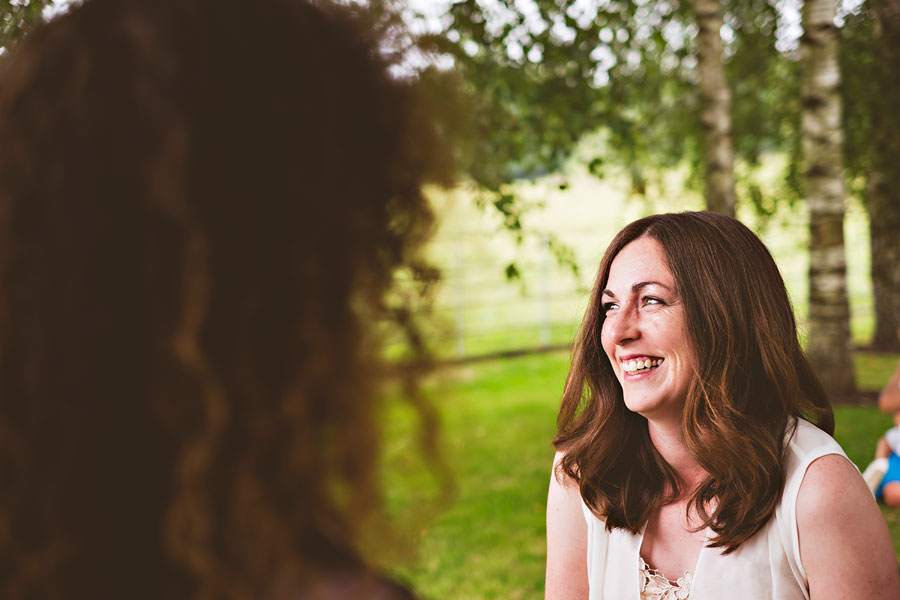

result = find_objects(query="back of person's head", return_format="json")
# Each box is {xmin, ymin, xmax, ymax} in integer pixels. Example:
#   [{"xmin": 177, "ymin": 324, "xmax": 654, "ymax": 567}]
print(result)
[{"xmin": 0, "ymin": 0, "xmax": 440, "ymax": 597}]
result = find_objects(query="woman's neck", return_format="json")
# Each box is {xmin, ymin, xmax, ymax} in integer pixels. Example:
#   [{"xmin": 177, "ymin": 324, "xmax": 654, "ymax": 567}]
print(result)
[{"xmin": 647, "ymin": 419, "xmax": 707, "ymax": 494}]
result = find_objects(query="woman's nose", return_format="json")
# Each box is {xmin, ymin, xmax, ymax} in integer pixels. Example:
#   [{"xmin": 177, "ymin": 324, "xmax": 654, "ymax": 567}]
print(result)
[{"xmin": 608, "ymin": 305, "xmax": 641, "ymax": 345}]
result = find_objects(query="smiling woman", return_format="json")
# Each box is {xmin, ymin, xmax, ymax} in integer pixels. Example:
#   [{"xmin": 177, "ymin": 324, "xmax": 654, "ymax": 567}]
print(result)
[{"xmin": 545, "ymin": 212, "xmax": 900, "ymax": 600}]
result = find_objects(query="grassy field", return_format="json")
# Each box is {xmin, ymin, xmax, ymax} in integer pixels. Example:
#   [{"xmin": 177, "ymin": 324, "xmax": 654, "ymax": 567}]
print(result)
[{"xmin": 382, "ymin": 350, "xmax": 900, "ymax": 600}]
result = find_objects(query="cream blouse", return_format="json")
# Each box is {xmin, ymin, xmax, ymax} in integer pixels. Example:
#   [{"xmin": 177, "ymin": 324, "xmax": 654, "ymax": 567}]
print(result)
[{"xmin": 582, "ymin": 418, "xmax": 849, "ymax": 600}]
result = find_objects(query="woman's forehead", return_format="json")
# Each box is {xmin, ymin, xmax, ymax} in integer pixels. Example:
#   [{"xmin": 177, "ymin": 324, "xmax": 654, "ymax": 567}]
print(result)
[{"xmin": 606, "ymin": 237, "xmax": 674, "ymax": 290}]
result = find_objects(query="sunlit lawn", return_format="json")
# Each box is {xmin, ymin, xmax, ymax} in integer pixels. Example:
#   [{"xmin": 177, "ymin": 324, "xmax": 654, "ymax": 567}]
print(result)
[{"xmin": 384, "ymin": 350, "xmax": 900, "ymax": 600}]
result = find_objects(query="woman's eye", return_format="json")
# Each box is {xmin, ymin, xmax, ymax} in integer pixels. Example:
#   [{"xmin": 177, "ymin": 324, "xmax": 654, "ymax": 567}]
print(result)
[
  {"xmin": 602, "ymin": 302, "xmax": 618, "ymax": 313},
  {"xmin": 643, "ymin": 296, "xmax": 664, "ymax": 306}
]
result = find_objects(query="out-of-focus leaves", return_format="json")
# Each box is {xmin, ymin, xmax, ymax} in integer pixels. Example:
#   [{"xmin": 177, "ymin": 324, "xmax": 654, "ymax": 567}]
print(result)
[
  {"xmin": 841, "ymin": 4, "xmax": 878, "ymax": 188},
  {"xmin": 0, "ymin": 0, "xmax": 56, "ymax": 56},
  {"xmin": 492, "ymin": 192, "xmax": 523, "ymax": 231},
  {"xmin": 587, "ymin": 156, "xmax": 604, "ymax": 179},
  {"xmin": 430, "ymin": 0, "xmax": 803, "ymax": 222},
  {"xmin": 546, "ymin": 235, "xmax": 579, "ymax": 279},
  {"xmin": 504, "ymin": 262, "xmax": 521, "ymax": 281},
  {"xmin": 410, "ymin": 0, "xmax": 814, "ymax": 275}
]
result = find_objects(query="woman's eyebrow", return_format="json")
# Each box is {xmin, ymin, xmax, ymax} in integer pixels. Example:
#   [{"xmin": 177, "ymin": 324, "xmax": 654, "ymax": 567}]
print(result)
[
  {"xmin": 632, "ymin": 280, "xmax": 671, "ymax": 292},
  {"xmin": 603, "ymin": 280, "xmax": 671, "ymax": 298}
]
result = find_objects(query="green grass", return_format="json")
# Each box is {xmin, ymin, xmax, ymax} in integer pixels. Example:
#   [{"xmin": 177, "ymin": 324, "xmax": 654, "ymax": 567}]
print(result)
[
  {"xmin": 386, "ymin": 353, "xmax": 567, "ymax": 600},
  {"xmin": 382, "ymin": 350, "xmax": 900, "ymax": 599},
  {"xmin": 855, "ymin": 352, "xmax": 900, "ymax": 391}
]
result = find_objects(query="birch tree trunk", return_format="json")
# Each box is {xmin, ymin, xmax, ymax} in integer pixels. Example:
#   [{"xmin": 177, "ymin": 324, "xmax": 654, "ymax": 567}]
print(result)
[
  {"xmin": 867, "ymin": 0, "xmax": 900, "ymax": 351},
  {"xmin": 695, "ymin": 0, "xmax": 737, "ymax": 217},
  {"xmin": 802, "ymin": 0, "xmax": 856, "ymax": 394}
]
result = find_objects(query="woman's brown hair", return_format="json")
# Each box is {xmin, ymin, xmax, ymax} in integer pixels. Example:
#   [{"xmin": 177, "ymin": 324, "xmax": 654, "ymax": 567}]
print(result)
[
  {"xmin": 554, "ymin": 211, "xmax": 833, "ymax": 553},
  {"xmin": 0, "ymin": 0, "xmax": 445, "ymax": 597}
]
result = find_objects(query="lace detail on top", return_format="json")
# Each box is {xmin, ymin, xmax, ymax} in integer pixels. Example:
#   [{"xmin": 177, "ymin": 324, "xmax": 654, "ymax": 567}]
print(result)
[{"xmin": 639, "ymin": 557, "xmax": 692, "ymax": 600}]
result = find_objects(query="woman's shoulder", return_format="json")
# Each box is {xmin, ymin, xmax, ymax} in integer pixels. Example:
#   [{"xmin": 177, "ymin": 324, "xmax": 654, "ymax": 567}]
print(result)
[
  {"xmin": 780, "ymin": 418, "xmax": 851, "ymax": 514},
  {"xmin": 775, "ymin": 418, "xmax": 852, "ymax": 554},
  {"xmin": 784, "ymin": 417, "xmax": 845, "ymax": 465},
  {"xmin": 796, "ymin": 454, "xmax": 865, "ymax": 509},
  {"xmin": 795, "ymin": 454, "xmax": 900, "ymax": 598}
]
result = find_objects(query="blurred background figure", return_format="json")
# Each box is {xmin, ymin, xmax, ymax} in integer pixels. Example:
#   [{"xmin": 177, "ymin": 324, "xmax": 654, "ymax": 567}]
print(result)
[
  {"xmin": 862, "ymin": 329, "xmax": 900, "ymax": 504},
  {"xmin": 0, "ymin": 0, "xmax": 446, "ymax": 597}
]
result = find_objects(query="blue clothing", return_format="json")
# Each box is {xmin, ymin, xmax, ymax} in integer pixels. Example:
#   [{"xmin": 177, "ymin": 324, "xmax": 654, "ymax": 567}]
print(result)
[{"xmin": 876, "ymin": 451, "xmax": 900, "ymax": 500}]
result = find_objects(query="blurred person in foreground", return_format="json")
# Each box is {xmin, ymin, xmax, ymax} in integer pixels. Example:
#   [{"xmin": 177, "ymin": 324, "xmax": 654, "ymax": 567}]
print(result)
[
  {"xmin": 545, "ymin": 212, "xmax": 900, "ymax": 599},
  {"xmin": 861, "ymin": 328, "xmax": 900, "ymax": 505},
  {"xmin": 0, "ymin": 0, "xmax": 447, "ymax": 597}
]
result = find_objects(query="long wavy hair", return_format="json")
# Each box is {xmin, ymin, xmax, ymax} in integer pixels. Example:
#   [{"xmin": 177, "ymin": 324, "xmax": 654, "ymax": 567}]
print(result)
[
  {"xmin": 554, "ymin": 211, "xmax": 833, "ymax": 553},
  {"xmin": 0, "ymin": 0, "xmax": 446, "ymax": 597}
]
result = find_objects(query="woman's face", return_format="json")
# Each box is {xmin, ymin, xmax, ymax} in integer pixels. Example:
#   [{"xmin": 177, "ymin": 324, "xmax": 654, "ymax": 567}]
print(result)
[{"xmin": 600, "ymin": 236, "xmax": 696, "ymax": 424}]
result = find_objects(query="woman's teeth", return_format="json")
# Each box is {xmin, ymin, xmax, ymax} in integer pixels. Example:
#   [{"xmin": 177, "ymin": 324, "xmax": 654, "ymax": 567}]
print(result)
[{"xmin": 623, "ymin": 358, "xmax": 662, "ymax": 374}]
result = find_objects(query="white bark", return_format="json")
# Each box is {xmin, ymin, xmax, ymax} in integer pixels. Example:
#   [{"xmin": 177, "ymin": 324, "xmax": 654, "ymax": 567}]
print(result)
[
  {"xmin": 694, "ymin": 0, "xmax": 736, "ymax": 217},
  {"xmin": 802, "ymin": 0, "xmax": 856, "ymax": 395}
]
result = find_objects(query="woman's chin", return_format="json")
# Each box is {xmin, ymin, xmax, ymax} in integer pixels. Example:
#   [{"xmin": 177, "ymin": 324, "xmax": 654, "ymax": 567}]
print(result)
[{"xmin": 623, "ymin": 394, "xmax": 684, "ymax": 424}]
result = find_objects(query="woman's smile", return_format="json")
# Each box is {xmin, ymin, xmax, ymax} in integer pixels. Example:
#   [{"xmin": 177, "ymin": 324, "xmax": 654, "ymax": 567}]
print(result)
[{"xmin": 620, "ymin": 356, "xmax": 664, "ymax": 376}]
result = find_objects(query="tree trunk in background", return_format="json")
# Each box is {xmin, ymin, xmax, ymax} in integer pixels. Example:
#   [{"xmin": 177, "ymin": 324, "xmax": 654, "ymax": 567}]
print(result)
[
  {"xmin": 867, "ymin": 0, "xmax": 900, "ymax": 352},
  {"xmin": 802, "ymin": 0, "xmax": 856, "ymax": 394},
  {"xmin": 695, "ymin": 0, "xmax": 737, "ymax": 217}
]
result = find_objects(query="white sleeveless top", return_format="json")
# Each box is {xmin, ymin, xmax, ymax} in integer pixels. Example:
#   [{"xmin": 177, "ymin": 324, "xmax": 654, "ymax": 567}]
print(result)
[{"xmin": 581, "ymin": 418, "xmax": 849, "ymax": 600}]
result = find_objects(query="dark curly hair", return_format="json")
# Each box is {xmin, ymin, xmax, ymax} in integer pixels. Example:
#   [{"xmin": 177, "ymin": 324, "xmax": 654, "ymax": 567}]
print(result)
[
  {"xmin": 0, "ymin": 0, "xmax": 446, "ymax": 597},
  {"xmin": 555, "ymin": 211, "xmax": 833, "ymax": 554}
]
